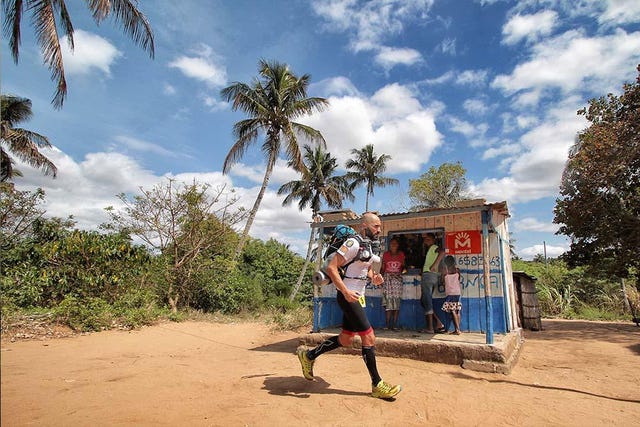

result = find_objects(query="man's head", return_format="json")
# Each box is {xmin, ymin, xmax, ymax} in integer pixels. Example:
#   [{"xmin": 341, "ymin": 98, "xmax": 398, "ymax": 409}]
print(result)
[
  {"xmin": 361, "ymin": 212, "xmax": 382, "ymax": 240},
  {"xmin": 424, "ymin": 233, "xmax": 436, "ymax": 246}
]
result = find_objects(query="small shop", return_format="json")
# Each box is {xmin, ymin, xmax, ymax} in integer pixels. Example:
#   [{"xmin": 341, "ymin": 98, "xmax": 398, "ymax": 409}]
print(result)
[{"xmin": 311, "ymin": 199, "xmax": 518, "ymax": 343}]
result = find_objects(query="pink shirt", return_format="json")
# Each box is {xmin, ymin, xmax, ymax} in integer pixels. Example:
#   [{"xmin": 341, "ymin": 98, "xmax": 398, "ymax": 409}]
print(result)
[
  {"xmin": 382, "ymin": 251, "xmax": 405, "ymax": 274},
  {"xmin": 444, "ymin": 272, "xmax": 461, "ymax": 296}
]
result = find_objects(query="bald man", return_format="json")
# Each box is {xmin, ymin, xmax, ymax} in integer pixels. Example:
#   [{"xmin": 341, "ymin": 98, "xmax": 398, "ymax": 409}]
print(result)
[{"xmin": 297, "ymin": 213, "xmax": 402, "ymax": 400}]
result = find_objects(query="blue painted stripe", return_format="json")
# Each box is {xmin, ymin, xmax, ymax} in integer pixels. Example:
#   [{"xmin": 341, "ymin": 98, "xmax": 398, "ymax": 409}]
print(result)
[{"xmin": 313, "ymin": 296, "xmax": 506, "ymax": 333}]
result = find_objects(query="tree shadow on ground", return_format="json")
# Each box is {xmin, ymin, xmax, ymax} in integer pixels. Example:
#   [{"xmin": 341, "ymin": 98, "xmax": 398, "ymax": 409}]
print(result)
[
  {"xmin": 262, "ymin": 376, "xmax": 372, "ymax": 399},
  {"xmin": 449, "ymin": 371, "xmax": 640, "ymax": 404},
  {"xmin": 523, "ymin": 320, "xmax": 640, "ymax": 345},
  {"xmin": 249, "ymin": 338, "xmax": 300, "ymax": 354},
  {"xmin": 628, "ymin": 343, "xmax": 640, "ymax": 356}
]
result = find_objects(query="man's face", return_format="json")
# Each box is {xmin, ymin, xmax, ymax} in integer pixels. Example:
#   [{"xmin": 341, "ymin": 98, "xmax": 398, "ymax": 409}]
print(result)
[{"xmin": 363, "ymin": 218, "xmax": 382, "ymax": 239}]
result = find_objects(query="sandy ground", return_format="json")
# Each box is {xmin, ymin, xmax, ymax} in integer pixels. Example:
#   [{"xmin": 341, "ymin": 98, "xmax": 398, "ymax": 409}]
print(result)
[{"xmin": 2, "ymin": 319, "xmax": 639, "ymax": 426}]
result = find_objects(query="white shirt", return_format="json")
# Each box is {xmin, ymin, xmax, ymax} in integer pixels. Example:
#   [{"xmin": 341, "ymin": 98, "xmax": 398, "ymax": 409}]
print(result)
[{"xmin": 336, "ymin": 237, "xmax": 372, "ymax": 295}]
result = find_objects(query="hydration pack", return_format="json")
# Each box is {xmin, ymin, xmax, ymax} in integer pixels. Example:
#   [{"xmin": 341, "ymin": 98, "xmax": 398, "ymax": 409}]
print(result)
[{"xmin": 312, "ymin": 224, "xmax": 379, "ymax": 286}]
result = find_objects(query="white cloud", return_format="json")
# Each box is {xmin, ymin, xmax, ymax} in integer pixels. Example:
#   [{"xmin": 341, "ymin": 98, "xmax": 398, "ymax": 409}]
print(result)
[
  {"xmin": 311, "ymin": 76, "xmax": 361, "ymax": 97},
  {"xmin": 375, "ymin": 46, "xmax": 422, "ymax": 69},
  {"xmin": 455, "ymin": 69, "xmax": 489, "ymax": 86},
  {"xmin": 502, "ymin": 10, "xmax": 558, "ymax": 45},
  {"xmin": 463, "ymin": 98, "xmax": 490, "ymax": 116},
  {"xmin": 168, "ymin": 44, "xmax": 227, "ymax": 88},
  {"xmin": 12, "ymin": 147, "xmax": 313, "ymax": 254},
  {"xmin": 598, "ymin": 0, "xmax": 640, "ymax": 26},
  {"xmin": 60, "ymin": 29, "xmax": 122, "ymax": 76},
  {"xmin": 419, "ymin": 70, "xmax": 455, "ymax": 85},
  {"xmin": 201, "ymin": 95, "xmax": 228, "ymax": 112},
  {"xmin": 438, "ymin": 37, "xmax": 457, "ymax": 55},
  {"xmin": 163, "ymin": 83, "xmax": 177, "ymax": 95},
  {"xmin": 518, "ymin": 244, "xmax": 566, "ymax": 260},
  {"xmin": 302, "ymin": 80, "xmax": 442, "ymax": 174},
  {"xmin": 493, "ymin": 29, "xmax": 640, "ymax": 103},
  {"xmin": 229, "ymin": 159, "xmax": 300, "ymax": 186},
  {"xmin": 513, "ymin": 217, "xmax": 560, "ymax": 233},
  {"xmin": 469, "ymin": 98, "xmax": 586, "ymax": 203},
  {"xmin": 112, "ymin": 135, "xmax": 183, "ymax": 158},
  {"xmin": 312, "ymin": 0, "xmax": 432, "ymax": 69},
  {"xmin": 482, "ymin": 143, "xmax": 521, "ymax": 160}
]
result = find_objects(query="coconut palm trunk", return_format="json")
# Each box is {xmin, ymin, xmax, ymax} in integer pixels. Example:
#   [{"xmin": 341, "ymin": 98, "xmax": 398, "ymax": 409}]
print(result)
[
  {"xmin": 234, "ymin": 151, "xmax": 276, "ymax": 260},
  {"xmin": 289, "ymin": 216, "xmax": 317, "ymax": 301}
]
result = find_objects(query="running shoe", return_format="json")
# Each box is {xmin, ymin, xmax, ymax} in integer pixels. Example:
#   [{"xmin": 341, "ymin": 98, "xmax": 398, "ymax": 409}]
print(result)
[
  {"xmin": 296, "ymin": 347, "xmax": 314, "ymax": 380},
  {"xmin": 371, "ymin": 380, "xmax": 402, "ymax": 399}
]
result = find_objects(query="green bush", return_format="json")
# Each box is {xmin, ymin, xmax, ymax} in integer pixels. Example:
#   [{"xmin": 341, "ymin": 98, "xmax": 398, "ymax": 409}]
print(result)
[{"xmin": 56, "ymin": 295, "xmax": 113, "ymax": 332}]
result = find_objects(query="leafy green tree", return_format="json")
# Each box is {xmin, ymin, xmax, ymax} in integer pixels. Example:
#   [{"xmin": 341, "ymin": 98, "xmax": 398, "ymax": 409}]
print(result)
[
  {"xmin": 1, "ymin": 95, "xmax": 56, "ymax": 181},
  {"xmin": 221, "ymin": 60, "xmax": 329, "ymax": 259},
  {"xmin": 0, "ymin": 185, "xmax": 45, "ymax": 240},
  {"xmin": 345, "ymin": 144, "xmax": 398, "ymax": 211},
  {"xmin": 277, "ymin": 145, "xmax": 353, "ymax": 301},
  {"xmin": 554, "ymin": 65, "xmax": 640, "ymax": 275},
  {"xmin": 3, "ymin": 0, "xmax": 154, "ymax": 108},
  {"xmin": 408, "ymin": 162, "xmax": 468, "ymax": 209},
  {"xmin": 105, "ymin": 179, "xmax": 245, "ymax": 312}
]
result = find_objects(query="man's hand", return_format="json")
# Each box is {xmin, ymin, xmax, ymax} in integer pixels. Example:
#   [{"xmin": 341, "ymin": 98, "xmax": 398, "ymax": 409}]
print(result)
[
  {"xmin": 371, "ymin": 273, "xmax": 384, "ymax": 286},
  {"xmin": 341, "ymin": 288, "xmax": 360, "ymax": 303}
]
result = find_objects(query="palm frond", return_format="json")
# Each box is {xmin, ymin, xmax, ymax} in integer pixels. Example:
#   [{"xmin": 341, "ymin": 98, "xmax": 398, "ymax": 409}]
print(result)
[
  {"xmin": 32, "ymin": 0, "xmax": 67, "ymax": 108},
  {"xmin": 3, "ymin": 0, "xmax": 24, "ymax": 62},
  {"xmin": 53, "ymin": 0, "xmax": 74, "ymax": 50},
  {"xmin": 0, "ymin": 94, "xmax": 33, "ymax": 126},
  {"xmin": 4, "ymin": 129, "xmax": 57, "ymax": 176},
  {"xmin": 91, "ymin": 0, "xmax": 155, "ymax": 58}
]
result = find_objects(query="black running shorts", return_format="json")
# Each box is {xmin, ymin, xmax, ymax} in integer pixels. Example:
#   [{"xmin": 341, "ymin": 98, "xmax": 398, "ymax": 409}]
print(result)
[{"xmin": 336, "ymin": 290, "xmax": 372, "ymax": 336}]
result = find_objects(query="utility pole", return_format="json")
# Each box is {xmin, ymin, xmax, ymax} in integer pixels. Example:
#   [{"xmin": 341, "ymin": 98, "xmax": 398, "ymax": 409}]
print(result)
[{"xmin": 543, "ymin": 240, "xmax": 548, "ymax": 269}]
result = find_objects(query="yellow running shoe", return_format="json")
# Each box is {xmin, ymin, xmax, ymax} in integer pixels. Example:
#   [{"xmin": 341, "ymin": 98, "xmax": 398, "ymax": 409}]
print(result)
[
  {"xmin": 371, "ymin": 380, "xmax": 402, "ymax": 399},
  {"xmin": 296, "ymin": 347, "xmax": 315, "ymax": 380}
]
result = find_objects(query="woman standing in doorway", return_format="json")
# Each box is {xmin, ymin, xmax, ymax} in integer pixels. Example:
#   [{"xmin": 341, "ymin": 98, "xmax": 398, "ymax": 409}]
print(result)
[
  {"xmin": 420, "ymin": 233, "xmax": 446, "ymax": 333},
  {"xmin": 381, "ymin": 238, "xmax": 405, "ymax": 331}
]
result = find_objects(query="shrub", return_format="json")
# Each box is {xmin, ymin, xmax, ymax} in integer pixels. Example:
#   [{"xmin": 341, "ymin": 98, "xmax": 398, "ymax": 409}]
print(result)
[{"xmin": 56, "ymin": 296, "xmax": 113, "ymax": 332}]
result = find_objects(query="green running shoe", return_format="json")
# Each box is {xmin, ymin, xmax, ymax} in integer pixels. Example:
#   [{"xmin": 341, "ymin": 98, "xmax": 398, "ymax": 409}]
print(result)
[
  {"xmin": 296, "ymin": 347, "xmax": 315, "ymax": 381},
  {"xmin": 371, "ymin": 380, "xmax": 402, "ymax": 400}
]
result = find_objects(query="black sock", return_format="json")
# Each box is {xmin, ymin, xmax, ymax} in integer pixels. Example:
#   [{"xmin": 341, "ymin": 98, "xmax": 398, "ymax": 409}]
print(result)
[
  {"xmin": 307, "ymin": 335, "xmax": 341, "ymax": 360},
  {"xmin": 362, "ymin": 346, "xmax": 382, "ymax": 385}
]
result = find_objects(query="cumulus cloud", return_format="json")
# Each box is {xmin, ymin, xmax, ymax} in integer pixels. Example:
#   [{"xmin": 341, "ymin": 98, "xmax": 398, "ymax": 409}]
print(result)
[
  {"xmin": 513, "ymin": 217, "xmax": 560, "ymax": 233},
  {"xmin": 163, "ymin": 83, "xmax": 177, "ymax": 95},
  {"xmin": 481, "ymin": 143, "xmax": 521, "ymax": 160},
  {"xmin": 502, "ymin": 10, "xmax": 558, "ymax": 45},
  {"xmin": 599, "ymin": 0, "xmax": 640, "ymax": 25},
  {"xmin": 312, "ymin": 0, "xmax": 432, "ymax": 69},
  {"xmin": 518, "ymin": 244, "xmax": 566, "ymax": 260},
  {"xmin": 375, "ymin": 46, "xmax": 423, "ymax": 69},
  {"xmin": 311, "ymin": 76, "xmax": 361, "ymax": 97},
  {"xmin": 493, "ymin": 29, "xmax": 640, "ymax": 104},
  {"xmin": 469, "ymin": 98, "xmax": 586, "ymax": 203},
  {"xmin": 463, "ymin": 98, "xmax": 490, "ymax": 116},
  {"xmin": 168, "ymin": 44, "xmax": 227, "ymax": 88},
  {"xmin": 12, "ymin": 147, "xmax": 313, "ymax": 254},
  {"xmin": 60, "ymin": 29, "xmax": 122, "ymax": 76},
  {"xmin": 302, "ymin": 80, "xmax": 442, "ymax": 174}
]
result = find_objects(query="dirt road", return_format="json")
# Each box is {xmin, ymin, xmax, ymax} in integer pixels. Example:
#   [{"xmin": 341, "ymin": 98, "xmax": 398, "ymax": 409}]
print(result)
[{"xmin": 2, "ymin": 319, "xmax": 639, "ymax": 426}]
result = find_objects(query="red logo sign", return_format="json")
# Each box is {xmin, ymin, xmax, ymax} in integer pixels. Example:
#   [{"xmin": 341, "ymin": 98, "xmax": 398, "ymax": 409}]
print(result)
[{"xmin": 445, "ymin": 230, "xmax": 481, "ymax": 254}]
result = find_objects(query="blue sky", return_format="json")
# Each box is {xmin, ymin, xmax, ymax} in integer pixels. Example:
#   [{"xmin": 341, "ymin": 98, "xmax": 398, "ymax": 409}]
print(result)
[{"xmin": 3, "ymin": 0, "xmax": 640, "ymax": 259}]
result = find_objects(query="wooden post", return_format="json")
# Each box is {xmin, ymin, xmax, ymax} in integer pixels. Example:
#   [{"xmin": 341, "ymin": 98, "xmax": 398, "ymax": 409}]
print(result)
[{"xmin": 482, "ymin": 210, "xmax": 494, "ymax": 344}]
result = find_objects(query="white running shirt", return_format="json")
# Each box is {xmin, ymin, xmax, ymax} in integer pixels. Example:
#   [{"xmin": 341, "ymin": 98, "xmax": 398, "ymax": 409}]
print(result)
[{"xmin": 336, "ymin": 237, "xmax": 372, "ymax": 295}]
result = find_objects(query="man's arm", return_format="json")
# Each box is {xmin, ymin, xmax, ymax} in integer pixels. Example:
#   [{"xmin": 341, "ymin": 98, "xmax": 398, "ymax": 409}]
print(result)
[
  {"xmin": 430, "ymin": 247, "xmax": 445, "ymax": 272},
  {"xmin": 326, "ymin": 252, "xmax": 360, "ymax": 303}
]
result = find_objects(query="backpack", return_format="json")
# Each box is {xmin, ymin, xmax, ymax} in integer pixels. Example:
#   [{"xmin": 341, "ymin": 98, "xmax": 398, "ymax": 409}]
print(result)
[
  {"xmin": 323, "ymin": 224, "xmax": 358, "ymax": 260},
  {"xmin": 312, "ymin": 224, "xmax": 364, "ymax": 286}
]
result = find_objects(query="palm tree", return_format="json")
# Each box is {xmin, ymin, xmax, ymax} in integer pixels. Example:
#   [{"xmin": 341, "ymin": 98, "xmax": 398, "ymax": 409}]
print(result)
[
  {"xmin": 3, "ymin": 0, "xmax": 154, "ymax": 109},
  {"xmin": 278, "ymin": 145, "xmax": 353, "ymax": 301},
  {"xmin": 221, "ymin": 59, "xmax": 329, "ymax": 260},
  {"xmin": 345, "ymin": 144, "xmax": 399, "ymax": 211},
  {"xmin": 1, "ymin": 95, "xmax": 56, "ymax": 181}
]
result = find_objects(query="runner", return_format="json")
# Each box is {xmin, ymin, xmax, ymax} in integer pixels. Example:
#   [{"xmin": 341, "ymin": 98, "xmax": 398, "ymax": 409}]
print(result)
[{"xmin": 297, "ymin": 212, "xmax": 402, "ymax": 400}]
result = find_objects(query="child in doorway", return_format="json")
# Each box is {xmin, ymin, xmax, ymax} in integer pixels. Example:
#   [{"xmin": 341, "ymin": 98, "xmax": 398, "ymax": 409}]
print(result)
[
  {"xmin": 381, "ymin": 238, "xmax": 405, "ymax": 331},
  {"xmin": 442, "ymin": 255, "xmax": 462, "ymax": 335}
]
